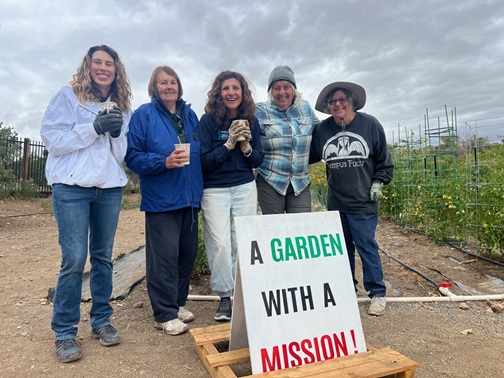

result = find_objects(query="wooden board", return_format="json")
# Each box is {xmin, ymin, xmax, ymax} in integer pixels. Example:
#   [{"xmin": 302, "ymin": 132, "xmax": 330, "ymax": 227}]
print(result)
[
  {"xmin": 82, "ymin": 247, "xmax": 146, "ymax": 301},
  {"xmin": 190, "ymin": 324, "xmax": 419, "ymax": 378}
]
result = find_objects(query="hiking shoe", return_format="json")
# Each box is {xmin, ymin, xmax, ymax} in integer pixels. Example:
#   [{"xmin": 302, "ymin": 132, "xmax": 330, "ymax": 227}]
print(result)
[
  {"xmin": 214, "ymin": 297, "xmax": 232, "ymax": 321},
  {"xmin": 55, "ymin": 338, "xmax": 82, "ymax": 363},
  {"xmin": 91, "ymin": 324, "xmax": 121, "ymax": 346},
  {"xmin": 155, "ymin": 318, "xmax": 189, "ymax": 335},
  {"xmin": 368, "ymin": 296, "xmax": 387, "ymax": 316},
  {"xmin": 178, "ymin": 306, "xmax": 195, "ymax": 323}
]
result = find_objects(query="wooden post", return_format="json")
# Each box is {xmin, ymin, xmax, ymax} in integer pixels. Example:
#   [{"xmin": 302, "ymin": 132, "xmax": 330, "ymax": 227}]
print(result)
[{"xmin": 22, "ymin": 138, "xmax": 30, "ymax": 181}]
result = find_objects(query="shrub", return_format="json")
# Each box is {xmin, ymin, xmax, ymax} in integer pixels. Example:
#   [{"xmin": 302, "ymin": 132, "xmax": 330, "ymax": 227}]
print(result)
[
  {"xmin": 309, "ymin": 162, "xmax": 327, "ymax": 210},
  {"xmin": 193, "ymin": 215, "xmax": 210, "ymax": 276}
]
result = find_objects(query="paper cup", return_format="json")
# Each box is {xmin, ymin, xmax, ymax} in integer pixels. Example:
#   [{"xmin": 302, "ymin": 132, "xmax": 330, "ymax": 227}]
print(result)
[
  {"xmin": 100, "ymin": 101, "xmax": 118, "ymax": 113},
  {"xmin": 233, "ymin": 120, "xmax": 247, "ymax": 141},
  {"xmin": 175, "ymin": 143, "xmax": 190, "ymax": 165}
]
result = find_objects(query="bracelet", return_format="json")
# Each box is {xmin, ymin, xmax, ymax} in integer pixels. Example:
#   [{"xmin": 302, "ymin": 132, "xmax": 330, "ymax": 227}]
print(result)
[{"xmin": 244, "ymin": 148, "xmax": 252, "ymax": 157}]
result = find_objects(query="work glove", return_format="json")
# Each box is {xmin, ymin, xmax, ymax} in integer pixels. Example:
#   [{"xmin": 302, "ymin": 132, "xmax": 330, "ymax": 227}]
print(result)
[
  {"xmin": 234, "ymin": 119, "xmax": 251, "ymax": 141},
  {"xmin": 224, "ymin": 120, "xmax": 250, "ymax": 150},
  {"xmin": 93, "ymin": 107, "xmax": 123, "ymax": 138},
  {"xmin": 240, "ymin": 141, "xmax": 252, "ymax": 156},
  {"xmin": 370, "ymin": 181, "xmax": 383, "ymax": 202}
]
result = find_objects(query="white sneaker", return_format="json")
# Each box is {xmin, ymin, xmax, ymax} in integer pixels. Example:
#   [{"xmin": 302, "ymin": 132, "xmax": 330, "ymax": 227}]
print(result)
[
  {"xmin": 368, "ymin": 296, "xmax": 387, "ymax": 316},
  {"xmin": 178, "ymin": 306, "xmax": 195, "ymax": 323},
  {"xmin": 155, "ymin": 318, "xmax": 189, "ymax": 335}
]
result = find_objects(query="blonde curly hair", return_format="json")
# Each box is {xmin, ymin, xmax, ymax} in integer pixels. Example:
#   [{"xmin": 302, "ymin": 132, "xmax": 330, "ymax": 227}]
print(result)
[{"xmin": 70, "ymin": 45, "xmax": 132, "ymax": 112}]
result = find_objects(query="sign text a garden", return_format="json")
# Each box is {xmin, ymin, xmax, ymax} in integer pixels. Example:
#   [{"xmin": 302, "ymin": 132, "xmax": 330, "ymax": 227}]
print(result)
[{"xmin": 230, "ymin": 211, "xmax": 367, "ymax": 374}]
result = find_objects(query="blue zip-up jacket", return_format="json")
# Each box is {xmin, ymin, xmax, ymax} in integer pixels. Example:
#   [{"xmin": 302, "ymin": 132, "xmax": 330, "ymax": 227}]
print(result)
[{"xmin": 125, "ymin": 97, "xmax": 203, "ymax": 212}]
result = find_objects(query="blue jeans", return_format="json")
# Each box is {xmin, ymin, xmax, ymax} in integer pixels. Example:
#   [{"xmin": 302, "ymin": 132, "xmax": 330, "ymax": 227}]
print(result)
[
  {"xmin": 201, "ymin": 181, "xmax": 257, "ymax": 297},
  {"xmin": 51, "ymin": 184, "xmax": 123, "ymax": 340},
  {"xmin": 339, "ymin": 212, "xmax": 386, "ymax": 298}
]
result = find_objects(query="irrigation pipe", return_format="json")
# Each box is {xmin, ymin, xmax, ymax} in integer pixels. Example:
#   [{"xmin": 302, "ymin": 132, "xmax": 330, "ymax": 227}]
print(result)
[
  {"xmin": 188, "ymin": 294, "xmax": 221, "ymax": 301},
  {"xmin": 378, "ymin": 247, "xmax": 439, "ymax": 288},
  {"xmin": 428, "ymin": 267, "xmax": 473, "ymax": 295},
  {"xmin": 355, "ymin": 294, "xmax": 504, "ymax": 303},
  {"xmin": 187, "ymin": 247, "xmax": 504, "ymax": 303},
  {"xmin": 396, "ymin": 228, "xmax": 504, "ymax": 268},
  {"xmin": 0, "ymin": 212, "xmax": 52, "ymax": 219},
  {"xmin": 187, "ymin": 293, "xmax": 504, "ymax": 303},
  {"xmin": 447, "ymin": 242, "xmax": 504, "ymax": 268}
]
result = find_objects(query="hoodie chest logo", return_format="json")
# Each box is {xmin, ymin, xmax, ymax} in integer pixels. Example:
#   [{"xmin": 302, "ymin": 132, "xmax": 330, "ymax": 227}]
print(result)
[{"xmin": 323, "ymin": 131, "xmax": 369, "ymax": 161}]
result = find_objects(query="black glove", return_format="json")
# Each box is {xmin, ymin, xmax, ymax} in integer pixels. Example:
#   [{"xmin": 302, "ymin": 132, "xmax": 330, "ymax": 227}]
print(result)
[{"xmin": 93, "ymin": 107, "xmax": 123, "ymax": 137}]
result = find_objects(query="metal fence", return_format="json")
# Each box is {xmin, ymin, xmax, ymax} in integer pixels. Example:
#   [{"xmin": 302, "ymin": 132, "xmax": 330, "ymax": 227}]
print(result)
[
  {"xmin": 0, "ymin": 136, "xmax": 51, "ymax": 194},
  {"xmin": 381, "ymin": 109, "xmax": 504, "ymax": 255}
]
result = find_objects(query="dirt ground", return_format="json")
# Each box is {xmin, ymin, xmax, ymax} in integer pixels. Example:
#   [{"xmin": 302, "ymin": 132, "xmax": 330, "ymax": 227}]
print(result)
[{"xmin": 1, "ymin": 197, "xmax": 503, "ymax": 378}]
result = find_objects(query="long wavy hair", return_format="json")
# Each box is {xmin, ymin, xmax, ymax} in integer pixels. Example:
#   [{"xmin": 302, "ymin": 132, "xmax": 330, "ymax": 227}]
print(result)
[
  {"xmin": 204, "ymin": 70, "xmax": 255, "ymax": 129},
  {"xmin": 70, "ymin": 45, "xmax": 132, "ymax": 111}
]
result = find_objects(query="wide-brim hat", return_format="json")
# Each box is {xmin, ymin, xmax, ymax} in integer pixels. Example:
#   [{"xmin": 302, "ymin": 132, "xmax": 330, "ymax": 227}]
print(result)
[{"xmin": 315, "ymin": 81, "xmax": 366, "ymax": 114}]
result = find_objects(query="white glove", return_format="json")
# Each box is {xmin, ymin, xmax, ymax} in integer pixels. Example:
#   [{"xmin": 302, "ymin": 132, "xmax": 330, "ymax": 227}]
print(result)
[{"xmin": 224, "ymin": 120, "xmax": 250, "ymax": 150}]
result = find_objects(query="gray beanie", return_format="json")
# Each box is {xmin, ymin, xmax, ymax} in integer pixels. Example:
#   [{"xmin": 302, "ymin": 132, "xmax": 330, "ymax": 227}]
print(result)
[{"xmin": 267, "ymin": 65, "xmax": 297, "ymax": 91}]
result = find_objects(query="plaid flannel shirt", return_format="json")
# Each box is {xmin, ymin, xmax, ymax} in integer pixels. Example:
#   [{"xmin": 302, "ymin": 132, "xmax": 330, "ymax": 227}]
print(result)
[{"xmin": 255, "ymin": 99, "xmax": 319, "ymax": 196}]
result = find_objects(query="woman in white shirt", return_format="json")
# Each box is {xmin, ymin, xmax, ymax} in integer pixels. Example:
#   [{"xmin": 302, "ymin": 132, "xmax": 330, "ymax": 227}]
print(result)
[{"xmin": 40, "ymin": 45, "xmax": 132, "ymax": 363}]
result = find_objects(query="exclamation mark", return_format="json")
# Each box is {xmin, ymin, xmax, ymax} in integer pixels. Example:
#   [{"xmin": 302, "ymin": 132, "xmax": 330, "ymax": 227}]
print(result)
[{"xmin": 350, "ymin": 329, "xmax": 358, "ymax": 354}]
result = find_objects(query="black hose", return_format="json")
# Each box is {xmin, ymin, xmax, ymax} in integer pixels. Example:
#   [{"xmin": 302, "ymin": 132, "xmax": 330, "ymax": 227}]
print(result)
[
  {"xmin": 393, "ymin": 228, "xmax": 504, "ymax": 269},
  {"xmin": 379, "ymin": 247, "xmax": 439, "ymax": 288},
  {"xmin": 0, "ymin": 212, "xmax": 52, "ymax": 219},
  {"xmin": 447, "ymin": 242, "xmax": 504, "ymax": 268}
]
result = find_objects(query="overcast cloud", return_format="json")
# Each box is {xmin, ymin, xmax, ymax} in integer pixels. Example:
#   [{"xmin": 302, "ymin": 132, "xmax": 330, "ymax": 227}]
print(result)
[{"xmin": 1, "ymin": 0, "xmax": 503, "ymax": 143}]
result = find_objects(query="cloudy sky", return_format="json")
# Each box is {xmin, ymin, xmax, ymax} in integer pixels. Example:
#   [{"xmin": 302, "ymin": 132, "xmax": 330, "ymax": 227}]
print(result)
[{"xmin": 1, "ymin": 0, "xmax": 503, "ymax": 144}]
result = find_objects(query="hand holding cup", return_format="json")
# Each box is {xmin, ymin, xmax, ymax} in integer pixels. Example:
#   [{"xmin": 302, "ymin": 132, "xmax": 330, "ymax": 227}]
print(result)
[
  {"xmin": 230, "ymin": 120, "xmax": 250, "ymax": 142},
  {"xmin": 174, "ymin": 143, "xmax": 190, "ymax": 165},
  {"xmin": 93, "ymin": 102, "xmax": 123, "ymax": 138}
]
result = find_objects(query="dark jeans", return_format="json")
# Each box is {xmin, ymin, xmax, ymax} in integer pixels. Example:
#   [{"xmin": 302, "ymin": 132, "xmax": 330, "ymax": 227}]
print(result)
[
  {"xmin": 145, "ymin": 208, "xmax": 198, "ymax": 323},
  {"xmin": 339, "ymin": 212, "xmax": 386, "ymax": 298},
  {"xmin": 256, "ymin": 174, "xmax": 311, "ymax": 214}
]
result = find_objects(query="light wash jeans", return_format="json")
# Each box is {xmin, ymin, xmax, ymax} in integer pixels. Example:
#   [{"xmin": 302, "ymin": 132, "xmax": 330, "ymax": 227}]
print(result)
[
  {"xmin": 51, "ymin": 184, "xmax": 123, "ymax": 340},
  {"xmin": 201, "ymin": 181, "xmax": 257, "ymax": 298}
]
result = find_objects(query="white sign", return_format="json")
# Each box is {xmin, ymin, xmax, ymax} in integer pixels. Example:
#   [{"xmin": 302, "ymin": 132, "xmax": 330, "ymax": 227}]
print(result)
[{"xmin": 230, "ymin": 211, "xmax": 367, "ymax": 375}]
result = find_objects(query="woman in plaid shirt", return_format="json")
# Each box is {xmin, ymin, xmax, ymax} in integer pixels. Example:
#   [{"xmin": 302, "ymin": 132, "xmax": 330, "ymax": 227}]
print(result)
[{"xmin": 255, "ymin": 65, "xmax": 319, "ymax": 214}]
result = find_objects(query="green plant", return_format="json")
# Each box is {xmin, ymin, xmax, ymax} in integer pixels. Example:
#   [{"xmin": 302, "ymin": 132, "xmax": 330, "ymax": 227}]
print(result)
[
  {"xmin": 381, "ymin": 135, "xmax": 504, "ymax": 257},
  {"xmin": 193, "ymin": 215, "xmax": 209, "ymax": 276},
  {"xmin": 123, "ymin": 167, "xmax": 140, "ymax": 194},
  {"xmin": 0, "ymin": 123, "xmax": 20, "ymax": 189},
  {"xmin": 14, "ymin": 181, "xmax": 39, "ymax": 198},
  {"xmin": 0, "ymin": 181, "xmax": 39, "ymax": 199},
  {"xmin": 309, "ymin": 162, "xmax": 327, "ymax": 210},
  {"xmin": 40, "ymin": 198, "xmax": 53, "ymax": 214},
  {"xmin": 122, "ymin": 193, "xmax": 141, "ymax": 210}
]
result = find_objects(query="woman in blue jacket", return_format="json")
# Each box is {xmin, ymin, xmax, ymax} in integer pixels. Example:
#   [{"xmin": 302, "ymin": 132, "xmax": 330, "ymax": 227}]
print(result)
[{"xmin": 125, "ymin": 66, "xmax": 203, "ymax": 336}]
